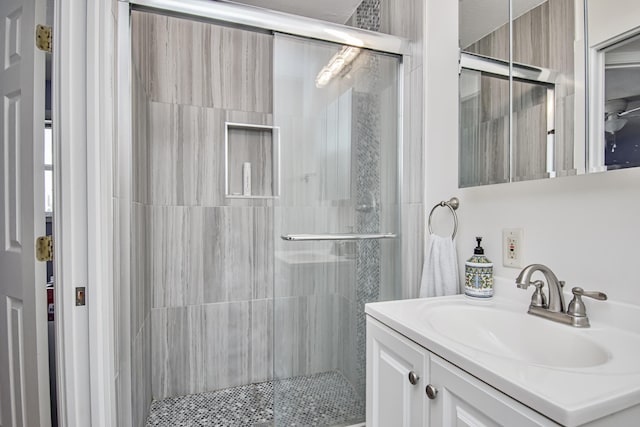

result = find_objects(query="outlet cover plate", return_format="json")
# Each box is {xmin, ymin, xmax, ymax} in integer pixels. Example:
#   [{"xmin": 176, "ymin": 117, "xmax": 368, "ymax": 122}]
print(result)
[{"xmin": 503, "ymin": 228, "xmax": 523, "ymax": 268}]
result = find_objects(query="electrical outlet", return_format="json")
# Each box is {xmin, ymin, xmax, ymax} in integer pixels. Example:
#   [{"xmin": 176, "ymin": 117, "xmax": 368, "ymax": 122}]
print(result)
[{"xmin": 503, "ymin": 228, "xmax": 523, "ymax": 268}]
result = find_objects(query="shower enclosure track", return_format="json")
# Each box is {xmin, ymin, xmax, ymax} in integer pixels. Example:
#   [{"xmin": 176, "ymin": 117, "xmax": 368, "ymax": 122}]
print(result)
[{"xmin": 281, "ymin": 233, "xmax": 397, "ymax": 241}]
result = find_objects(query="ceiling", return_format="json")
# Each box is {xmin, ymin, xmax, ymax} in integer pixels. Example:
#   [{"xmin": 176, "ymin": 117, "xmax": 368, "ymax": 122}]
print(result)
[{"xmin": 226, "ymin": 0, "xmax": 362, "ymax": 24}]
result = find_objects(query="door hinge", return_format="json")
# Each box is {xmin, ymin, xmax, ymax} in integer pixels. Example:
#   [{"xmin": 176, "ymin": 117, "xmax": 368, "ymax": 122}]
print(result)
[
  {"xmin": 36, "ymin": 235, "xmax": 53, "ymax": 262},
  {"xmin": 35, "ymin": 24, "xmax": 52, "ymax": 53}
]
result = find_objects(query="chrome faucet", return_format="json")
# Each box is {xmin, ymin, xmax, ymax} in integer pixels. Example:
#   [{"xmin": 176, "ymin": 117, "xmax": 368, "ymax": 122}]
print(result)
[
  {"xmin": 515, "ymin": 264, "xmax": 565, "ymax": 313},
  {"xmin": 515, "ymin": 264, "xmax": 607, "ymax": 328}
]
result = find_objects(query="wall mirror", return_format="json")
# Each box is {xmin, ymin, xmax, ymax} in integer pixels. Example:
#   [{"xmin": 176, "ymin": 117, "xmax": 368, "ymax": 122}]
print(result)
[
  {"xmin": 458, "ymin": 0, "xmax": 587, "ymax": 187},
  {"xmin": 587, "ymin": 0, "xmax": 640, "ymax": 172}
]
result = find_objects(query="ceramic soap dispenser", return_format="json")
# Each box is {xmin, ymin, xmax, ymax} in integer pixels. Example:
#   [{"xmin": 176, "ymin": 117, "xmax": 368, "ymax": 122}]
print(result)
[{"xmin": 464, "ymin": 237, "xmax": 494, "ymax": 298}]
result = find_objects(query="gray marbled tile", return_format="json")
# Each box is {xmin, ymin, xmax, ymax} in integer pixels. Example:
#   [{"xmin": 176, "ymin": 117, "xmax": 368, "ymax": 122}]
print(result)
[
  {"xmin": 150, "ymin": 205, "xmax": 205, "ymax": 308},
  {"xmin": 150, "ymin": 205, "xmax": 274, "ymax": 308},
  {"xmin": 116, "ymin": 360, "xmax": 133, "ymax": 427},
  {"xmin": 133, "ymin": 11, "xmax": 273, "ymax": 113},
  {"xmin": 549, "ymin": 0, "xmax": 575, "ymax": 78},
  {"xmin": 337, "ymin": 296, "xmax": 359, "ymax": 392},
  {"xmin": 403, "ymin": 66, "xmax": 424, "ymax": 204},
  {"xmin": 401, "ymin": 203, "xmax": 424, "ymax": 299},
  {"xmin": 249, "ymin": 299, "xmax": 273, "ymax": 384},
  {"xmin": 202, "ymin": 206, "xmax": 253, "ymax": 304},
  {"xmin": 152, "ymin": 304, "xmax": 206, "ymax": 398},
  {"xmin": 148, "ymin": 102, "xmax": 223, "ymax": 207},
  {"xmin": 252, "ymin": 207, "xmax": 274, "ymax": 300},
  {"xmin": 132, "ymin": 69, "xmax": 150, "ymax": 204},
  {"xmin": 152, "ymin": 300, "xmax": 273, "ymax": 399},
  {"xmin": 274, "ymin": 255, "xmax": 356, "ymax": 300},
  {"xmin": 273, "ymin": 294, "xmax": 342, "ymax": 380},
  {"xmin": 465, "ymin": 22, "xmax": 509, "ymax": 61},
  {"xmin": 147, "ymin": 102, "xmax": 273, "ymax": 207},
  {"xmin": 132, "ymin": 317, "xmax": 152, "ymax": 427},
  {"xmin": 131, "ymin": 203, "xmax": 150, "ymax": 337},
  {"xmin": 513, "ymin": 103, "xmax": 548, "ymax": 182},
  {"xmin": 513, "ymin": 1, "xmax": 550, "ymax": 67},
  {"xmin": 380, "ymin": 0, "xmax": 423, "ymax": 70},
  {"xmin": 113, "ymin": 197, "xmax": 121, "ymax": 375}
]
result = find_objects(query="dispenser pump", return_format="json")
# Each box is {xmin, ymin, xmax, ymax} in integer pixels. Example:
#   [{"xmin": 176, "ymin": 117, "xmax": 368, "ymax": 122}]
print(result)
[{"xmin": 465, "ymin": 236, "xmax": 493, "ymax": 298}]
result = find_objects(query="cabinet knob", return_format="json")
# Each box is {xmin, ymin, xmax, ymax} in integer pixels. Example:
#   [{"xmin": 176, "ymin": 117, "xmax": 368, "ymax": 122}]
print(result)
[
  {"xmin": 426, "ymin": 384, "xmax": 438, "ymax": 399},
  {"xmin": 408, "ymin": 371, "xmax": 420, "ymax": 385}
]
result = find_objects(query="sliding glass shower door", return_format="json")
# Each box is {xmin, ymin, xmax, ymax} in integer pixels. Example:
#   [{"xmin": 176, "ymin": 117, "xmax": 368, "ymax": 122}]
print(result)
[{"xmin": 272, "ymin": 34, "xmax": 401, "ymax": 426}]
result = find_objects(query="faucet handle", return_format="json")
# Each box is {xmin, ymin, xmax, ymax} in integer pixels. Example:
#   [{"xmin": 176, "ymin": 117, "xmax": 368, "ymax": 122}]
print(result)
[
  {"xmin": 567, "ymin": 287, "xmax": 608, "ymax": 318},
  {"xmin": 572, "ymin": 287, "xmax": 607, "ymax": 301},
  {"xmin": 529, "ymin": 280, "xmax": 547, "ymax": 308}
]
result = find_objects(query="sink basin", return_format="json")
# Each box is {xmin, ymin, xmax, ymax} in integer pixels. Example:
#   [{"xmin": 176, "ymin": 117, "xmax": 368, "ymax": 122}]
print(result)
[
  {"xmin": 365, "ymin": 280, "xmax": 640, "ymax": 426},
  {"xmin": 424, "ymin": 305, "xmax": 610, "ymax": 368}
]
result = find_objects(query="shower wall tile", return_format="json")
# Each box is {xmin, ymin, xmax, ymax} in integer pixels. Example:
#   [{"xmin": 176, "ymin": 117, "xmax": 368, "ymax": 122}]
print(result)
[
  {"xmin": 152, "ymin": 304, "xmax": 206, "ymax": 398},
  {"xmin": 249, "ymin": 299, "xmax": 273, "ymax": 384},
  {"xmin": 150, "ymin": 205, "xmax": 273, "ymax": 308},
  {"xmin": 115, "ymin": 364, "xmax": 133, "ymax": 427},
  {"xmin": 252, "ymin": 207, "xmax": 274, "ymax": 300},
  {"xmin": 465, "ymin": 22, "xmax": 509, "ymax": 60},
  {"xmin": 132, "ymin": 316, "xmax": 152, "ymax": 427},
  {"xmin": 273, "ymin": 295, "xmax": 341, "ymax": 380},
  {"xmin": 132, "ymin": 69, "xmax": 150, "ymax": 204},
  {"xmin": 401, "ymin": 203, "xmax": 424, "ymax": 299},
  {"xmin": 513, "ymin": 103, "xmax": 548, "ymax": 182},
  {"xmin": 133, "ymin": 11, "xmax": 273, "ymax": 113},
  {"xmin": 337, "ymin": 296, "xmax": 358, "ymax": 389},
  {"xmin": 403, "ymin": 66, "xmax": 424, "ymax": 204},
  {"xmin": 275, "ymin": 257, "xmax": 356, "ymax": 300},
  {"xmin": 151, "ymin": 300, "xmax": 272, "ymax": 399},
  {"xmin": 131, "ymin": 203, "xmax": 151, "ymax": 337},
  {"xmin": 556, "ymin": 94, "xmax": 576, "ymax": 175},
  {"xmin": 115, "ymin": 196, "xmax": 132, "ymax": 375},
  {"xmin": 113, "ymin": 197, "xmax": 121, "ymax": 375},
  {"xmin": 147, "ymin": 101, "xmax": 272, "ymax": 207},
  {"xmin": 513, "ymin": 1, "xmax": 550, "ymax": 67},
  {"xmin": 549, "ymin": 0, "xmax": 575, "ymax": 78},
  {"xmin": 202, "ymin": 207, "xmax": 253, "ymax": 304},
  {"xmin": 148, "ymin": 102, "xmax": 222, "ymax": 206},
  {"xmin": 150, "ymin": 205, "xmax": 205, "ymax": 307},
  {"xmin": 380, "ymin": 0, "xmax": 423, "ymax": 71}
]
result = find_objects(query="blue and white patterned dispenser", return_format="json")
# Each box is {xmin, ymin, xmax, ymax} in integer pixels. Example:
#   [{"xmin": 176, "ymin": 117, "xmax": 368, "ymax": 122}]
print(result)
[{"xmin": 464, "ymin": 237, "xmax": 494, "ymax": 298}]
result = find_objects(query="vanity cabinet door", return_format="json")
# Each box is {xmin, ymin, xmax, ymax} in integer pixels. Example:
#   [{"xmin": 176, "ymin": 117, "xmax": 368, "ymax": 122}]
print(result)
[
  {"xmin": 429, "ymin": 355, "xmax": 559, "ymax": 427},
  {"xmin": 366, "ymin": 317, "xmax": 429, "ymax": 427}
]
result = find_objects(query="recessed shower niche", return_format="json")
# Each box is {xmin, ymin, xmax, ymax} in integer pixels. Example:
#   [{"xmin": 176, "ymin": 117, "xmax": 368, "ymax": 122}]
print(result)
[{"xmin": 224, "ymin": 122, "xmax": 280, "ymax": 199}]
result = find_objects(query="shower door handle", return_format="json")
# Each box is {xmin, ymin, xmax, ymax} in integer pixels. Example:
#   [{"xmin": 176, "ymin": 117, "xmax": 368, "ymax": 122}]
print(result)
[{"xmin": 281, "ymin": 233, "xmax": 397, "ymax": 241}]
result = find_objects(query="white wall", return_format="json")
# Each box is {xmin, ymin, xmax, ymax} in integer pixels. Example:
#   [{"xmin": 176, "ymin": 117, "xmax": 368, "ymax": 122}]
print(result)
[{"xmin": 424, "ymin": 0, "xmax": 640, "ymax": 306}]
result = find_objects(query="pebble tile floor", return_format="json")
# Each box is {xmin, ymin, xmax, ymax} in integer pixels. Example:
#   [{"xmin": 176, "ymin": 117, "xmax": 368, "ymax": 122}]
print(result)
[{"xmin": 145, "ymin": 371, "xmax": 365, "ymax": 426}]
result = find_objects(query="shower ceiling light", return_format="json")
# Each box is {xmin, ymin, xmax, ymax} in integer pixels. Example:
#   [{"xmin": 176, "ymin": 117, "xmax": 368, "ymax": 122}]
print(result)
[{"xmin": 315, "ymin": 46, "xmax": 361, "ymax": 88}]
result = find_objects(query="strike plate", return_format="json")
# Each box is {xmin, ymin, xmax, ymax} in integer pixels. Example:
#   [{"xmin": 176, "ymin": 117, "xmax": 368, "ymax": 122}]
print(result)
[{"xmin": 76, "ymin": 287, "xmax": 86, "ymax": 306}]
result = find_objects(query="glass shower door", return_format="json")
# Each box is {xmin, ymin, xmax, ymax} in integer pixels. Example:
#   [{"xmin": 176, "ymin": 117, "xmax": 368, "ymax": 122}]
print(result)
[{"xmin": 272, "ymin": 34, "xmax": 401, "ymax": 426}]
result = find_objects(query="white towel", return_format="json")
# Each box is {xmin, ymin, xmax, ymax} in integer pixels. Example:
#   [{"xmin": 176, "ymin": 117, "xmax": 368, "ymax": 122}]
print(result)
[{"xmin": 419, "ymin": 234, "xmax": 460, "ymax": 298}]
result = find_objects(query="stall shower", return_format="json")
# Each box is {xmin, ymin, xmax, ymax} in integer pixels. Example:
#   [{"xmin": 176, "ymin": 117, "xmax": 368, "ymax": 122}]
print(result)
[{"xmin": 128, "ymin": 7, "xmax": 401, "ymax": 427}]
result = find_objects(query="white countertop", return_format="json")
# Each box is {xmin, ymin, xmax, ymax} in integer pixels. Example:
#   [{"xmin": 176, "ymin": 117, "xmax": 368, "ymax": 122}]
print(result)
[{"xmin": 365, "ymin": 277, "xmax": 640, "ymax": 426}]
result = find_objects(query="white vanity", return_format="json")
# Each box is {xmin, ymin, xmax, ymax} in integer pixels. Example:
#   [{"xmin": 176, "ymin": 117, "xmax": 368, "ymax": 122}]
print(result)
[{"xmin": 365, "ymin": 278, "xmax": 640, "ymax": 426}]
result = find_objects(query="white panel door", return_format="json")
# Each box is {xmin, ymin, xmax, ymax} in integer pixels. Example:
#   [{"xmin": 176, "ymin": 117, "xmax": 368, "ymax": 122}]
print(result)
[
  {"xmin": 429, "ymin": 355, "xmax": 559, "ymax": 427},
  {"xmin": 0, "ymin": 0, "xmax": 50, "ymax": 424},
  {"xmin": 366, "ymin": 317, "xmax": 429, "ymax": 427}
]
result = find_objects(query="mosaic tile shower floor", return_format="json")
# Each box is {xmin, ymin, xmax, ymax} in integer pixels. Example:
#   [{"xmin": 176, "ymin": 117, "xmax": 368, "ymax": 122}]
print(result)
[{"xmin": 145, "ymin": 371, "xmax": 365, "ymax": 427}]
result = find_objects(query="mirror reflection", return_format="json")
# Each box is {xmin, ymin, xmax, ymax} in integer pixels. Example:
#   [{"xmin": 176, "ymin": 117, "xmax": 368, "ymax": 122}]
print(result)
[
  {"xmin": 458, "ymin": 0, "xmax": 585, "ymax": 188},
  {"xmin": 602, "ymin": 34, "xmax": 640, "ymax": 169}
]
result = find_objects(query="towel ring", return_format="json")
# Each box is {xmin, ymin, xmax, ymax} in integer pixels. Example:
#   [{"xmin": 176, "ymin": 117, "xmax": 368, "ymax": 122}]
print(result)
[{"xmin": 428, "ymin": 197, "xmax": 459, "ymax": 239}]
